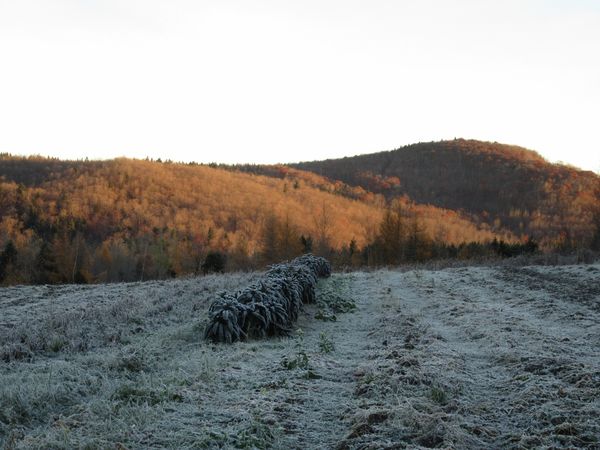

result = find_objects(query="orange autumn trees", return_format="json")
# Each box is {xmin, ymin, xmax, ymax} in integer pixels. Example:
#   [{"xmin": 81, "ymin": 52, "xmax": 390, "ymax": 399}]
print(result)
[
  {"xmin": 0, "ymin": 156, "xmax": 380, "ymax": 283},
  {"xmin": 0, "ymin": 150, "xmax": 546, "ymax": 285}
]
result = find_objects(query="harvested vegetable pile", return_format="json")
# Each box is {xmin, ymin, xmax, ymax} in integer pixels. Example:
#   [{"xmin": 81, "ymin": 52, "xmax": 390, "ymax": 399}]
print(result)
[{"xmin": 204, "ymin": 254, "xmax": 331, "ymax": 343}]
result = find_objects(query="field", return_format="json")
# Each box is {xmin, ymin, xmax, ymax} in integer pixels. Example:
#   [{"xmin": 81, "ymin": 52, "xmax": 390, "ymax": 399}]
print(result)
[{"xmin": 1, "ymin": 263, "xmax": 599, "ymax": 449}]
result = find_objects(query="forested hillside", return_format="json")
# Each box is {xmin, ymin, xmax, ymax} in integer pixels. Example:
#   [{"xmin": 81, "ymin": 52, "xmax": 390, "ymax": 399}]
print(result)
[
  {"xmin": 0, "ymin": 155, "xmax": 502, "ymax": 285},
  {"xmin": 292, "ymin": 139, "xmax": 600, "ymax": 248}
]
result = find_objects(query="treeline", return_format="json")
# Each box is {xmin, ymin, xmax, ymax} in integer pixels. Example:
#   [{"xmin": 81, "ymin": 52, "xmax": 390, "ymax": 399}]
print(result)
[
  {"xmin": 0, "ymin": 203, "xmax": 538, "ymax": 285},
  {"xmin": 3, "ymin": 151, "xmax": 597, "ymax": 286},
  {"xmin": 322, "ymin": 204, "xmax": 542, "ymax": 268},
  {"xmin": 0, "ymin": 155, "xmax": 516, "ymax": 285},
  {"xmin": 1, "ymin": 193, "xmax": 594, "ymax": 285}
]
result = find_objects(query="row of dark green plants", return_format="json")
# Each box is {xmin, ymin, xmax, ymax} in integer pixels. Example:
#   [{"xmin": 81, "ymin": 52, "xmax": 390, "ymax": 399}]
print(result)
[{"xmin": 205, "ymin": 254, "xmax": 331, "ymax": 343}]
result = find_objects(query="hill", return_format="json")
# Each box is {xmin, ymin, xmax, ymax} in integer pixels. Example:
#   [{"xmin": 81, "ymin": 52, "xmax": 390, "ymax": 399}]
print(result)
[
  {"xmin": 0, "ymin": 155, "xmax": 501, "ymax": 284},
  {"xmin": 291, "ymin": 139, "xmax": 600, "ymax": 248}
]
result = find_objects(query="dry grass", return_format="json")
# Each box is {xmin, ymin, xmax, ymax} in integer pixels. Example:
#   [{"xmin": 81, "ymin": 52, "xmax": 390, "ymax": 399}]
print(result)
[{"xmin": 1, "ymin": 263, "xmax": 599, "ymax": 449}]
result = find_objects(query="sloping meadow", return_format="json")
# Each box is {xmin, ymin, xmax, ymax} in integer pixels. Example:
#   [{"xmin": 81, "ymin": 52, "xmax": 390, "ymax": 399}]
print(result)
[{"xmin": 0, "ymin": 256, "xmax": 344, "ymax": 449}]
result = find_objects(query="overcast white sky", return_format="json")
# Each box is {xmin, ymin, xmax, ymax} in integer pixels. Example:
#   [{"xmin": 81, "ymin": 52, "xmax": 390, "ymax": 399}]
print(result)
[{"xmin": 0, "ymin": 0, "xmax": 599, "ymax": 171}]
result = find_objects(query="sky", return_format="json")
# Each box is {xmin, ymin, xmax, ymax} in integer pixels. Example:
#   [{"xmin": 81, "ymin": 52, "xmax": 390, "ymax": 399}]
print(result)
[{"xmin": 0, "ymin": 0, "xmax": 599, "ymax": 172}]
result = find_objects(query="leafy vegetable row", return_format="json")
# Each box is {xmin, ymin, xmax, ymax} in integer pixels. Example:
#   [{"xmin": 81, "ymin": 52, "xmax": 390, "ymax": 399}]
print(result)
[{"xmin": 204, "ymin": 255, "xmax": 331, "ymax": 343}]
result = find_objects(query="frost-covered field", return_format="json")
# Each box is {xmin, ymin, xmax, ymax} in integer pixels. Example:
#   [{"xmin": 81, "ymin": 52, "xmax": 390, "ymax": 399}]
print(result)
[{"xmin": 1, "ymin": 264, "xmax": 599, "ymax": 449}]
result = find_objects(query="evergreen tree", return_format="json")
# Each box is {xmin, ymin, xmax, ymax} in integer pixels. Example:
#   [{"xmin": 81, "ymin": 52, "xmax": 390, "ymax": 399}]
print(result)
[
  {"xmin": 278, "ymin": 215, "xmax": 302, "ymax": 261},
  {"xmin": 405, "ymin": 214, "xmax": 430, "ymax": 262},
  {"xmin": 300, "ymin": 235, "xmax": 313, "ymax": 253},
  {"xmin": 35, "ymin": 241, "xmax": 60, "ymax": 284},
  {"xmin": 590, "ymin": 209, "xmax": 600, "ymax": 251},
  {"xmin": 0, "ymin": 240, "xmax": 17, "ymax": 283},
  {"xmin": 376, "ymin": 203, "xmax": 405, "ymax": 264},
  {"xmin": 261, "ymin": 213, "xmax": 280, "ymax": 264}
]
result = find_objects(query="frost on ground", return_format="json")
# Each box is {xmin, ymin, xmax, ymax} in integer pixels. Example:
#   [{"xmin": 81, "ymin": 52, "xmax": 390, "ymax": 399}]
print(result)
[{"xmin": 1, "ymin": 264, "xmax": 599, "ymax": 449}]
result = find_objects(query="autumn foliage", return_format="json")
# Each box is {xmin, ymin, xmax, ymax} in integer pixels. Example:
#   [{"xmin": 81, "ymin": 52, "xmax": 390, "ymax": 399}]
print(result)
[
  {"xmin": 293, "ymin": 139, "xmax": 600, "ymax": 249},
  {"xmin": 1, "ymin": 140, "xmax": 596, "ymax": 285}
]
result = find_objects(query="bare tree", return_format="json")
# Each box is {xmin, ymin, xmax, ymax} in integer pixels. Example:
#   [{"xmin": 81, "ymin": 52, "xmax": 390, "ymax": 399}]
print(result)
[{"xmin": 313, "ymin": 203, "xmax": 332, "ymax": 255}]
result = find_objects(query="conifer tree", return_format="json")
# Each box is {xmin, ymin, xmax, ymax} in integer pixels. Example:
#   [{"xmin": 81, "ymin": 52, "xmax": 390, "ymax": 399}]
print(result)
[
  {"xmin": 261, "ymin": 213, "xmax": 280, "ymax": 264},
  {"xmin": 0, "ymin": 240, "xmax": 17, "ymax": 283},
  {"xmin": 377, "ymin": 203, "xmax": 405, "ymax": 264},
  {"xmin": 35, "ymin": 241, "xmax": 60, "ymax": 284}
]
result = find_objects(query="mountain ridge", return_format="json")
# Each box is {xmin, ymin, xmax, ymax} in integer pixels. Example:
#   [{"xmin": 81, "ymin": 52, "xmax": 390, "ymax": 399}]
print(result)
[{"xmin": 290, "ymin": 139, "xmax": 600, "ymax": 247}]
